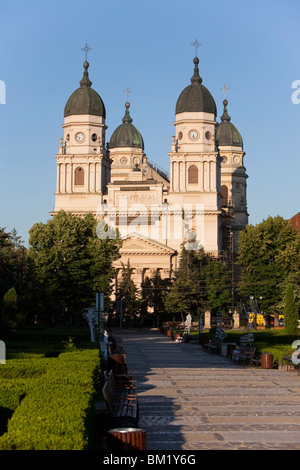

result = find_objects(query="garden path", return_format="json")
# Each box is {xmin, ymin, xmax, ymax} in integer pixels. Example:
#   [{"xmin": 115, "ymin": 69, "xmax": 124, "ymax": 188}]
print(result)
[{"xmin": 116, "ymin": 328, "xmax": 300, "ymax": 450}]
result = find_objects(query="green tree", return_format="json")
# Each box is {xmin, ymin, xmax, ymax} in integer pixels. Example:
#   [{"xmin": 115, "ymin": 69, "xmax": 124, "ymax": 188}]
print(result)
[
  {"xmin": 283, "ymin": 284, "xmax": 299, "ymax": 335},
  {"xmin": 2, "ymin": 287, "xmax": 18, "ymax": 328},
  {"xmin": 0, "ymin": 228, "xmax": 31, "ymax": 329},
  {"xmin": 203, "ymin": 259, "xmax": 232, "ymax": 314},
  {"xmin": 164, "ymin": 244, "xmax": 233, "ymax": 321},
  {"xmin": 0, "ymin": 228, "xmax": 17, "ymax": 304},
  {"xmin": 165, "ymin": 246, "xmax": 209, "ymax": 321},
  {"xmin": 237, "ymin": 216, "xmax": 300, "ymax": 312},
  {"xmin": 141, "ymin": 272, "xmax": 171, "ymax": 325},
  {"xmin": 28, "ymin": 211, "xmax": 121, "ymax": 324},
  {"xmin": 117, "ymin": 260, "xmax": 141, "ymax": 319}
]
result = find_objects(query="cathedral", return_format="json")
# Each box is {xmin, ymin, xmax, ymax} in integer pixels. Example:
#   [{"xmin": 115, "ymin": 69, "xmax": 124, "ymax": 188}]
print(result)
[{"xmin": 52, "ymin": 49, "xmax": 248, "ymax": 291}]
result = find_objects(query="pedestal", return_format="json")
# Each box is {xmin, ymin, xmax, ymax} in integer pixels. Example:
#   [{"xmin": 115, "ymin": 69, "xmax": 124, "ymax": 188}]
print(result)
[{"xmin": 204, "ymin": 311, "xmax": 211, "ymax": 329}]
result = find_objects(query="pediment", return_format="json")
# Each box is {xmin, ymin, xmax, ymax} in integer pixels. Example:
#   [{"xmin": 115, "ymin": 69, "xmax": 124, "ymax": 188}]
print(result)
[{"xmin": 120, "ymin": 232, "xmax": 176, "ymax": 255}]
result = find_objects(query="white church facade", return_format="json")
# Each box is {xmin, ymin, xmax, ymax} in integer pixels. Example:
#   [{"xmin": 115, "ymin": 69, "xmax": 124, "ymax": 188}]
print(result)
[{"xmin": 52, "ymin": 51, "xmax": 248, "ymax": 289}]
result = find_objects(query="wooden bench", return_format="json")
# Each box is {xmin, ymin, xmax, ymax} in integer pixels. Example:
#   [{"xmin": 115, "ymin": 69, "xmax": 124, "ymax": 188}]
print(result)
[
  {"xmin": 281, "ymin": 353, "xmax": 300, "ymax": 375},
  {"xmin": 107, "ymin": 352, "xmax": 128, "ymax": 375},
  {"xmin": 107, "ymin": 336, "xmax": 128, "ymax": 374},
  {"xmin": 107, "ymin": 336, "xmax": 125, "ymax": 355},
  {"xmin": 240, "ymin": 333, "xmax": 254, "ymax": 346},
  {"xmin": 102, "ymin": 370, "xmax": 139, "ymax": 427},
  {"xmin": 232, "ymin": 346, "xmax": 256, "ymax": 365},
  {"xmin": 204, "ymin": 328, "xmax": 227, "ymax": 354},
  {"xmin": 231, "ymin": 334, "xmax": 256, "ymax": 365}
]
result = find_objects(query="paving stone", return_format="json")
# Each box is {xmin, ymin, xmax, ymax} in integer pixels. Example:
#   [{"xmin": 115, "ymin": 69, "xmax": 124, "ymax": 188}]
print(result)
[{"xmin": 114, "ymin": 328, "xmax": 300, "ymax": 450}]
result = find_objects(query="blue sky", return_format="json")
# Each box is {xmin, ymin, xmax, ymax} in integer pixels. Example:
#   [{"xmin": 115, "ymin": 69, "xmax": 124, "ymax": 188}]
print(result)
[{"xmin": 0, "ymin": 0, "xmax": 300, "ymax": 245}]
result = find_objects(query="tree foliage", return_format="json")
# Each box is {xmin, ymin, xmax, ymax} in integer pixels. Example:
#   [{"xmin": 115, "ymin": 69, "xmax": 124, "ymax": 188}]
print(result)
[
  {"xmin": 0, "ymin": 228, "xmax": 30, "ymax": 329},
  {"xmin": 141, "ymin": 272, "xmax": 171, "ymax": 324},
  {"xmin": 164, "ymin": 245, "xmax": 232, "ymax": 320},
  {"xmin": 237, "ymin": 216, "xmax": 300, "ymax": 312},
  {"xmin": 28, "ymin": 211, "xmax": 121, "ymax": 323},
  {"xmin": 117, "ymin": 260, "xmax": 141, "ymax": 319},
  {"xmin": 283, "ymin": 284, "xmax": 299, "ymax": 335}
]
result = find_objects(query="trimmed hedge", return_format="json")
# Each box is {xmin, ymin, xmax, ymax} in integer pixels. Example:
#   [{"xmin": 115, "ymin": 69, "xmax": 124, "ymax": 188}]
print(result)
[{"xmin": 0, "ymin": 349, "xmax": 101, "ymax": 450}]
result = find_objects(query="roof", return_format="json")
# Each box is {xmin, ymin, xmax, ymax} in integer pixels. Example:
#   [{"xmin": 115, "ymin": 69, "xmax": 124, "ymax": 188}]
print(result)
[
  {"xmin": 216, "ymin": 99, "xmax": 243, "ymax": 148},
  {"xmin": 290, "ymin": 212, "xmax": 300, "ymax": 233},
  {"xmin": 109, "ymin": 102, "xmax": 144, "ymax": 149},
  {"xmin": 64, "ymin": 61, "xmax": 106, "ymax": 118},
  {"xmin": 175, "ymin": 57, "xmax": 217, "ymax": 116}
]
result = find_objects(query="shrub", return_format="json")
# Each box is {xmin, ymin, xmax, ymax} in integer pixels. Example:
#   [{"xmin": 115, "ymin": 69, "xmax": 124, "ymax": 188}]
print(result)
[
  {"xmin": 284, "ymin": 284, "xmax": 299, "ymax": 335},
  {"xmin": 0, "ymin": 349, "xmax": 101, "ymax": 450}
]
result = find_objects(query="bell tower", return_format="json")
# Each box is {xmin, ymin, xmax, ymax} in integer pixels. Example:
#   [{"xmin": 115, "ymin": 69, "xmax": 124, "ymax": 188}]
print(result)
[
  {"xmin": 168, "ymin": 47, "xmax": 222, "ymax": 255},
  {"xmin": 216, "ymin": 93, "xmax": 248, "ymax": 255},
  {"xmin": 53, "ymin": 48, "xmax": 111, "ymax": 215}
]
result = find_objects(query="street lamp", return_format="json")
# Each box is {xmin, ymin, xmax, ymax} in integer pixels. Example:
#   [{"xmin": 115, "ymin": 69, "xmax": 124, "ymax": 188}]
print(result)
[{"xmin": 249, "ymin": 295, "xmax": 263, "ymax": 329}]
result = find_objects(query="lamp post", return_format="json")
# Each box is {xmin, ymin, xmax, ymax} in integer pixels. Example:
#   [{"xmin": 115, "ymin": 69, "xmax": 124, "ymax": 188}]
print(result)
[
  {"xmin": 249, "ymin": 295, "xmax": 262, "ymax": 329},
  {"xmin": 96, "ymin": 292, "xmax": 105, "ymax": 344},
  {"xmin": 249, "ymin": 296, "xmax": 254, "ymax": 329}
]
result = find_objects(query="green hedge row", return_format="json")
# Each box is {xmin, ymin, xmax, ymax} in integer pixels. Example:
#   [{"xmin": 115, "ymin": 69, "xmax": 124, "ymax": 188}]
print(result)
[{"xmin": 0, "ymin": 349, "xmax": 101, "ymax": 450}]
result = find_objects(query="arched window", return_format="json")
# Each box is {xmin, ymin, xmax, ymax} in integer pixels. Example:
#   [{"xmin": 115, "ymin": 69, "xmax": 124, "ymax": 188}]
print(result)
[
  {"xmin": 188, "ymin": 165, "xmax": 198, "ymax": 184},
  {"xmin": 221, "ymin": 185, "xmax": 228, "ymax": 207},
  {"xmin": 74, "ymin": 166, "xmax": 84, "ymax": 186}
]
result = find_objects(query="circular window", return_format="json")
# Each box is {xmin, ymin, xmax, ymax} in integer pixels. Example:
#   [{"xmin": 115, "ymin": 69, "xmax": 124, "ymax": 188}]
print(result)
[
  {"xmin": 120, "ymin": 157, "xmax": 127, "ymax": 164},
  {"xmin": 91, "ymin": 133, "xmax": 97, "ymax": 142},
  {"xmin": 178, "ymin": 131, "xmax": 183, "ymax": 140},
  {"xmin": 205, "ymin": 131, "xmax": 211, "ymax": 140}
]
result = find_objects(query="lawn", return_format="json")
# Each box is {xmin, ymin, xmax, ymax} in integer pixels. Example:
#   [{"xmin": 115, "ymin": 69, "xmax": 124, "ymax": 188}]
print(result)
[
  {"xmin": 4, "ymin": 326, "xmax": 94, "ymax": 359},
  {"xmin": 198, "ymin": 328, "xmax": 300, "ymax": 366}
]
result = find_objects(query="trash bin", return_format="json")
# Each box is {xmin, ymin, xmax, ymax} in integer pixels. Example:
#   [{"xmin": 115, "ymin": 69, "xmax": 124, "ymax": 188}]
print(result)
[
  {"xmin": 227, "ymin": 344, "xmax": 237, "ymax": 357},
  {"xmin": 107, "ymin": 428, "xmax": 146, "ymax": 450},
  {"xmin": 261, "ymin": 352, "xmax": 273, "ymax": 369}
]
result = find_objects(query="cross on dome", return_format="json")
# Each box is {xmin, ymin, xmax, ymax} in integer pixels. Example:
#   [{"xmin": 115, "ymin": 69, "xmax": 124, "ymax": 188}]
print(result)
[
  {"xmin": 221, "ymin": 83, "xmax": 230, "ymax": 99},
  {"xmin": 191, "ymin": 39, "xmax": 201, "ymax": 57},
  {"xmin": 124, "ymin": 87, "xmax": 132, "ymax": 102},
  {"xmin": 81, "ymin": 43, "xmax": 92, "ymax": 61}
]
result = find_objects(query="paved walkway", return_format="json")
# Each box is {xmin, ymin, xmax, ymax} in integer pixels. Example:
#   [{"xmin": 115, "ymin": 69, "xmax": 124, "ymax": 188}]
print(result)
[{"xmin": 115, "ymin": 328, "xmax": 300, "ymax": 451}]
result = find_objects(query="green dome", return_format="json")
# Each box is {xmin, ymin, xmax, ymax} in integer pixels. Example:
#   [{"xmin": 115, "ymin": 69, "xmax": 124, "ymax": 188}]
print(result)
[
  {"xmin": 176, "ymin": 57, "xmax": 217, "ymax": 116},
  {"xmin": 216, "ymin": 99, "xmax": 243, "ymax": 148},
  {"xmin": 109, "ymin": 102, "xmax": 144, "ymax": 149},
  {"xmin": 64, "ymin": 61, "xmax": 106, "ymax": 118}
]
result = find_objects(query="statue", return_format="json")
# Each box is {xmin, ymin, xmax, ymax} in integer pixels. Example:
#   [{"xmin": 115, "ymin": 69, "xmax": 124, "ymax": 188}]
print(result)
[
  {"xmin": 185, "ymin": 313, "xmax": 192, "ymax": 335},
  {"xmin": 83, "ymin": 307, "xmax": 98, "ymax": 342}
]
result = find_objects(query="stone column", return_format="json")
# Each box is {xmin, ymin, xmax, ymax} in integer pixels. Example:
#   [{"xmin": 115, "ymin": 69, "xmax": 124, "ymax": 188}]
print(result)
[
  {"xmin": 56, "ymin": 163, "xmax": 61, "ymax": 193},
  {"xmin": 200, "ymin": 161, "xmax": 204, "ymax": 191},
  {"xmin": 204, "ymin": 310, "xmax": 211, "ymax": 329}
]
